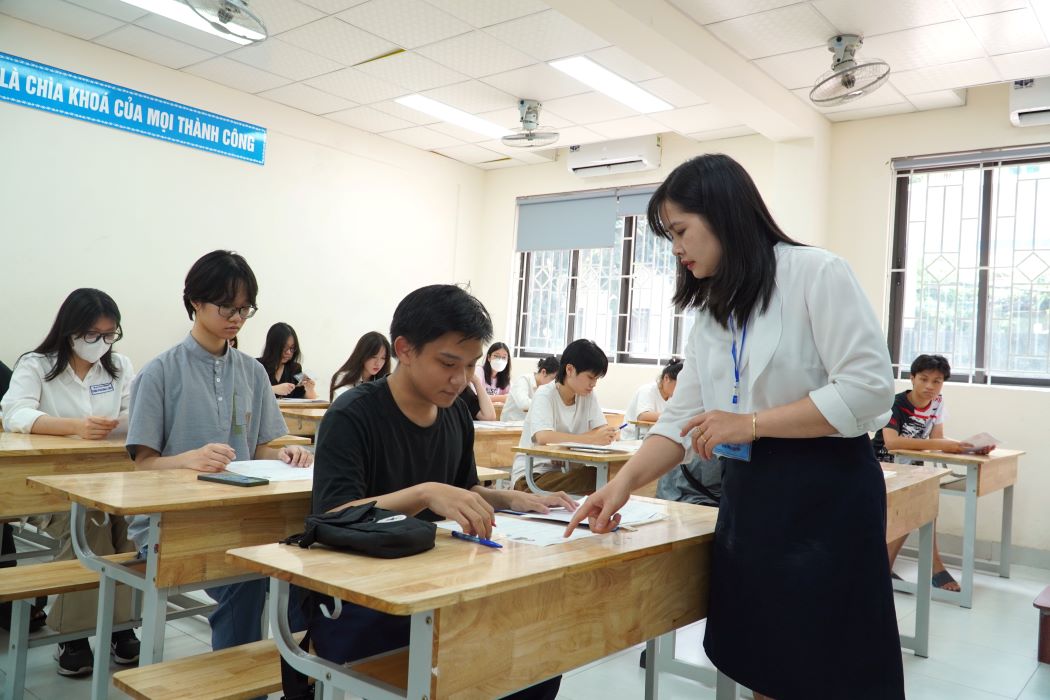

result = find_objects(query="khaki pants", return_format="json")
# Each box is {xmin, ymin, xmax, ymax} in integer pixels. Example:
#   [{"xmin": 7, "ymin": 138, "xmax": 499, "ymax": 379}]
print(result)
[
  {"xmin": 514, "ymin": 466, "xmax": 597, "ymax": 496},
  {"xmin": 41, "ymin": 511, "xmax": 134, "ymax": 633}
]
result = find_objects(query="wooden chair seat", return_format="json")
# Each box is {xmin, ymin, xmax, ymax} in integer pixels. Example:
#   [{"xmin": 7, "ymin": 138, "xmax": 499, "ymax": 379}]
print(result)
[
  {"xmin": 113, "ymin": 635, "xmax": 305, "ymax": 700},
  {"xmin": 0, "ymin": 552, "xmax": 138, "ymax": 602}
]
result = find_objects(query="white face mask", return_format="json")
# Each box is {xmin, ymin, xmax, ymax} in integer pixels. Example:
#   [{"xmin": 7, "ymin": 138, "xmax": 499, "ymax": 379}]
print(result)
[
  {"xmin": 490, "ymin": 358, "xmax": 508, "ymax": 373},
  {"xmin": 72, "ymin": 337, "xmax": 110, "ymax": 364}
]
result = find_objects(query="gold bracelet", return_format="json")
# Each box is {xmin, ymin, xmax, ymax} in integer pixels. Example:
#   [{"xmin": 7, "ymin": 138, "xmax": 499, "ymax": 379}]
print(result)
[{"xmin": 752, "ymin": 412, "xmax": 758, "ymax": 442}]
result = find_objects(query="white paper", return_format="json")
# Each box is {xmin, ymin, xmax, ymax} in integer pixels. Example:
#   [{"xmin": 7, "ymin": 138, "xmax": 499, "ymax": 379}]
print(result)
[
  {"xmin": 278, "ymin": 397, "xmax": 328, "ymax": 404},
  {"xmin": 549, "ymin": 442, "xmax": 633, "ymax": 454},
  {"xmin": 225, "ymin": 460, "xmax": 313, "ymax": 482},
  {"xmin": 474, "ymin": 421, "xmax": 522, "ymax": 430},
  {"xmin": 436, "ymin": 514, "xmax": 595, "ymax": 547},
  {"xmin": 882, "ymin": 470, "xmax": 896, "ymax": 479},
  {"xmin": 517, "ymin": 496, "xmax": 666, "ymax": 528},
  {"xmin": 961, "ymin": 432, "xmax": 999, "ymax": 453}
]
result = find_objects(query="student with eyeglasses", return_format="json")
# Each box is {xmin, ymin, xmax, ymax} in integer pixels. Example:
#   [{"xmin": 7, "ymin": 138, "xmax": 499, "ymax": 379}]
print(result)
[
  {"xmin": 0, "ymin": 288, "xmax": 141, "ymax": 677},
  {"xmin": 126, "ymin": 250, "xmax": 313, "ymax": 667}
]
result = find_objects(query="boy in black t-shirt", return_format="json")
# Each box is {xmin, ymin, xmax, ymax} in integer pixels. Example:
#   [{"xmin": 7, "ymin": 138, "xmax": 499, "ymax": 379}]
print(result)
[
  {"xmin": 309, "ymin": 285, "xmax": 572, "ymax": 699},
  {"xmin": 873, "ymin": 354, "xmax": 994, "ymax": 591}
]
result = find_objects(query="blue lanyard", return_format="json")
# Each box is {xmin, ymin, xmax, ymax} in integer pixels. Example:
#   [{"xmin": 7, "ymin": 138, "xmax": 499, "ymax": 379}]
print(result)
[{"xmin": 729, "ymin": 317, "xmax": 747, "ymax": 406}]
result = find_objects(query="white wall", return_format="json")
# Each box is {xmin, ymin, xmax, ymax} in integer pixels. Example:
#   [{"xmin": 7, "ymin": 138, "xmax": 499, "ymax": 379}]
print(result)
[
  {"xmin": 0, "ymin": 16, "xmax": 486, "ymax": 394},
  {"xmin": 828, "ymin": 84, "xmax": 1050, "ymax": 553}
]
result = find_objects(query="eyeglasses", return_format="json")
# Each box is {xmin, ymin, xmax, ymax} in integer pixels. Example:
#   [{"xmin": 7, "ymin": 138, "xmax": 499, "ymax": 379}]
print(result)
[
  {"xmin": 211, "ymin": 303, "xmax": 258, "ymax": 320},
  {"xmin": 79, "ymin": 330, "xmax": 123, "ymax": 345}
]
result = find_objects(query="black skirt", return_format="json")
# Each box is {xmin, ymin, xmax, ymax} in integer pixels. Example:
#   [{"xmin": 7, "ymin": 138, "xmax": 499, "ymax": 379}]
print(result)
[{"xmin": 703, "ymin": 435, "xmax": 905, "ymax": 700}]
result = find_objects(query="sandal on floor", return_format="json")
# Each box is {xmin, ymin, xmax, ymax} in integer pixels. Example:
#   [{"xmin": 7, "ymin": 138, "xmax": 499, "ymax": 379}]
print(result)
[{"xmin": 931, "ymin": 569, "xmax": 959, "ymax": 590}]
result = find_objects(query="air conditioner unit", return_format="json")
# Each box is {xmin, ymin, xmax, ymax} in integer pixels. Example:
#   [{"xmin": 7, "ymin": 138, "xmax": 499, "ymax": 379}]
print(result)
[
  {"xmin": 566, "ymin": 135, "xmax": 661, "ymax": 178},
  {"xmin": 1010, "ymin": 78, "xmax": 1050, "ymax": 127}
]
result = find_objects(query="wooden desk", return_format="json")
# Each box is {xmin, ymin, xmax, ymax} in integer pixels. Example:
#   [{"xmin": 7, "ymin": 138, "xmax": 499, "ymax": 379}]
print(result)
[
  {"xmin": 889, "ymin": 447, "xmax": 1024, "ymax": 608},
  {"xmin": 281, "ymin": 408, "xmax": 327, "ymax": 438},
  {"xmin": 476, "ymin": 466, "xmax": 506, "ymax": 482},
  {"xmin": 653, "ymin": 463, "xmax": 945, "ymax": 700},
  {"xmin": 603, "ymin": 409, "xmax": 626, "ymax": 428},
  {"xmin": 27, "ymin": 470, "xmax": 312, "ymax": 699},
  {"xmin": 472, "ymin": 424, "xmax": 521, "ymax": 468},
  {"xmin": 276, "ymin": 399, "xmax": 330, "ymax": 410},
  {"xmin": 630, "ymin": 419, "xmax": 656, "ymax": 438},
  {"xmin": 512, "ymin": 444, "xmax": 657, "ymax": 497},
  {"xmin": 227, "ymin": 497, "xmax": 717, "ymax": 700}
]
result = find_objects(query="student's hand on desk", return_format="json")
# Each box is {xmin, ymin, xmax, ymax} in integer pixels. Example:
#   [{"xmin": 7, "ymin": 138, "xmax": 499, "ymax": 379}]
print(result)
[
  {"xmin": 682, "ymin": 410, "xmax": 752, "ymax": 460},
  {"xmin": 78, "ymin": 416, "xmax": 120, "ymax": 440},
  {"xmin": 952, "ymin": 441, "xmax": 995, "ymax": 456},
  {"xmin": 279, "ymin": 445, "xmax": 313, "ymax": 467},
  {"xmin": 586, "ymin": 425, "xmax": 619, "ymax": 445},
  {"xmin": 184, "ymin": 443, "xmax": 236, "ymax": 472},
  {"xmin": 273, "ymin": 382, "xmax": 297, "ymax": 396},
  {"xmin": 506, "ymin": 489, "xmax": 577, "ymax": 514},
  {"xmin": 426, "ymin": 483, "xmax": 495, "ymax": 539},
  {"xmin": 299, "ymin": 377, "xmax": 316, "ymax": 390},
  {"xmin": 563, "ymin": 479, "xmax": 630, "ymax": 537}
]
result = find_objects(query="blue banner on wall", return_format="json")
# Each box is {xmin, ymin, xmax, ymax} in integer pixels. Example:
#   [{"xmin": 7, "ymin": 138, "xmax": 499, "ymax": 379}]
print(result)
[{"xmin": 0, "ymin": 51, "xmax": 266, "ymax": 164}]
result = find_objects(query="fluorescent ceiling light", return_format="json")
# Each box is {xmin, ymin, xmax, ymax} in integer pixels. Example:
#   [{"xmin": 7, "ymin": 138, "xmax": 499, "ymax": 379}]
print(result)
[
  {"xmin": 395, "ymin": 95, "xmax": 511, "ymax": 140},
  {"xmin": 116, "ymin": 0, "xmax": 261, "ymax": 45},
  {"xmin": 549, "ymin": 56, "xmax": 673, "ymax": 113}
]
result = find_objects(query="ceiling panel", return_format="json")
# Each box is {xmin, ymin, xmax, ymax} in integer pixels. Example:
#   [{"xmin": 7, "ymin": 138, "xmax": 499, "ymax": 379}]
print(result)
[
  {"xmin": 861, "ymin": 20, "xmax": 987, "ymax": 72},
  {"xmin": 244, "ymin": 0, "xmax": 326, "ymax": 35},
  {"xmin": 705, "ymin": 4, "xmax": 835, "ymax": 59},
  {"xmin": 371, "ymin": 99, "xmax": 441, "ymax": 124},
  {"xmin": 355, "ymin": 51, "xmax": 468, "ymax": 91},
  {"xmin": 967, "ymin": 8, "xmax": 1049, "ymax": 55},
  {"xmin": 423, "ymin": 0, "xmax": 548, "ymax": 28},
  {"xmin": 381, "ymin": 125, "xmax": 466, "ymax": 148},
  {"xmin": 636, "ymin": 77, "xmax": 707, "ymax": 107},
  {"xmin": 541, "ymin": 92, "xmax": 637, "ymax": 124},
  {"xmin": 546, "ymin": 125, "xmax": 604, "ymax": 146},
  {"xmin": 952, "ymin": 0, "xmax": 1027, "ymax": 17},
  {"xmin": 421, "ymin": 80, "xmax": 519, "ymax": 113},
  {"xmin": 586, "ymin": 115, "xmax": 667, "ymax": 139},
  {"xmin": 687, "ymin": 125, "xmax": 757, "ymax": 141},
  {"xmin": 669, "ymin": 0, "xmax": 800, "ymax": 26},
  {"xmin": 325, "ymin": 105, "xmax": 416, "ymax": 131},
  {"xmin": 415, "ymin": 31, "xmax": 534, "ymax": 78},
  {"xmin": 337, "ymin": 0, "xmax": 471, "ymax": 48},
  {"xmin": 753, "ymin": 45, "xmax": 832, "ymax": 90},
  {"xmin": 484, "ymin": 9, "xmax": 609, "ymax": 62},
  {"xmin": 94, "ymin": 25, "xmax": 214, "ymax": 69},
  {"xmin": 183, "ymin": 57, "xmax": 291, "ymax": 93},
  {"xmin": 475, "ymin": 139, "xmax": 558, "ymax": 163},
  {"xmin": 278, "ymin": 17, "xmax": 398, "ymax": 66},
  {"xmin": 586, "ymin": 46, "xmax": 662, "ymax": 83},
  {"xmin": 297, "ymin": 0, "xmax": 370, "ymax": 12},
  {"xmin": 427, "ymin": 120, "xmax": 494, "ymax": 142},
  {"xmin": 477, "ymin": 105, "xmax": 573, "ymax": 129},
  {"xmin": 433, "ymin": 143, "xmax": 507, "ymax": 164},
  {"xmin": 227, "ymin": 39, "xmax": 344, "ymax": 81},
  {"xmin": 304, "ymin": 66, "xmax": 408, "ymax": 103},
  {"xmin": 651, "ymin": 103, "xmax": 744, "ymax": 133},
  {"xmin": 810, "ymin": 0, "xmax": 961, "ymax": 38},
  {"xmin": 824, "ymin": 102, "xmax": 916, "ymax": 121},
  {"xmin": 258, "ymin": 83, "xmax": 357, "ymax": 114},
  {"xmin": 0, "ymin": 0, "xmax": 124, "ymax": 40},
  {"xmin": 133, "ymin": 14, "xmax": 242, "ymax": 53},
  {"xmin": 991, "ymin": 47, "xmax": 1050, "ymax": 80},
  {"xmin": 907, "ymin": 88, "xmax": 967, "ymax": 109},
  {"xmin": 64, "ymin": 0, "xmax": 147, "ymax": 23},
  {"xmin": 889, "ymin": 56, "xmax": 1000, "ymax": 93},
  {"xmin": 480, "ymin": 63, "xmax": 590, "ymax": 102}
]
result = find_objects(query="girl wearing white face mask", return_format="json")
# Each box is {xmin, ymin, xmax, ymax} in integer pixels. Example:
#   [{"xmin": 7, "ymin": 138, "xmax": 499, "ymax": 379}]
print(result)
[
  {"xmin": 474, "ymin": 341, "xmax": 512, "ymax": 405},
  {"xmin": 0, "ymin": 288, "xmax": 140, "ymax": 677}
]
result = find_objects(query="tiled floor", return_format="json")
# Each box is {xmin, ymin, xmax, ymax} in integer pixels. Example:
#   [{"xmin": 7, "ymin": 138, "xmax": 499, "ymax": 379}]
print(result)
[{"xmin": 4, "ymin": 560, "xmax": 1049, "ymax": 699}]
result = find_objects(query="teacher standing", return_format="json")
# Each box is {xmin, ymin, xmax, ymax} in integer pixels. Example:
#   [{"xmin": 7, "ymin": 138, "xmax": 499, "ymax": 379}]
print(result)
[{"xmin": 566, "ymin": 154, "xmax": 904, "ymax": 700}]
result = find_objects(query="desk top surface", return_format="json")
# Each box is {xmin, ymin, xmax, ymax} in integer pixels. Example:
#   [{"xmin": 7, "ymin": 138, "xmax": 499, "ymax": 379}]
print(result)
[
  {"xmin": 28, "ymin": 468, "xmax": 311, "ymax": 514},
  {"xmin": 0, "ymin": 432, "xmax": 129, "ymax": 457},
  {"xmin": 628, "ymin": 419, "xmax": 655, "ymax": 427},
  {"xmin": 888, "ymin": 447, "xmax": 1025, "ymax": 465},
  {"xmin": 883, "ymin": 462, "xmax": 947, "ymax": 494},
  {"xmin": 227, "ymin": 497, "xmax": 716, "ymax": 615},
  {"xmin": 277, "ymin": 399, "xmax": 330, "ymax": 410},
  {"xmin": 279, "ymin": 408, "xmax": 328, "ymax": 420},
  {"xmin": 512, "ymin": 444, "xmax": 634, "ymax": 463}
]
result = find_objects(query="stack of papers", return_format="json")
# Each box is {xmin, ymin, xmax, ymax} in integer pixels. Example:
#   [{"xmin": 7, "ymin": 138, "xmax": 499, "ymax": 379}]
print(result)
[
  {"xmin": 226, "ymin": 460, "xmax": 313, "ymax": 482},
  {"xmin": 518, "ymin": 497, "xmax": 666, "ymax": 528},
  {"xmin": 550, "ymin": 442, "xmax": 631, "ymax": 454},
  {"xmin": 437, "ymin": 515, "xmax": 594, "ymax": 547}
]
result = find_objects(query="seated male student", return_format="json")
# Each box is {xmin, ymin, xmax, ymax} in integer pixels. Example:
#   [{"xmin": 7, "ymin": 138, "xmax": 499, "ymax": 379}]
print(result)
[
  {"xmin": 309, "ymin": 284, "xmax": 570, "ymax": 700},
  {"xmin": 511, "ymin": 340, "xmax": 618, "ymax": 495},
  {"xmin": 872, "ymin": 353, "xmax": 993, "ymax": 592}
]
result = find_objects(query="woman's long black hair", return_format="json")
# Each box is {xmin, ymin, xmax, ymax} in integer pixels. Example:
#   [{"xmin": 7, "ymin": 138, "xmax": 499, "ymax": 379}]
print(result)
[
  {"xmin": 28, "ymin": 288, "xmax": 122, "ymax": 381},
  {"xmin": 330, "ymin": 332, "xmax": 392, "ymax": 399},
  {"xmin": 258, "ymin": 322, "xmax": 301, "ymax": 378},
  {"xmin": 647, "ymin": 154, "xmax": 801, "ymax": 328},
  {"xmin": 482, "ymin": 341, "xmax": 511, "ymax": 390}
]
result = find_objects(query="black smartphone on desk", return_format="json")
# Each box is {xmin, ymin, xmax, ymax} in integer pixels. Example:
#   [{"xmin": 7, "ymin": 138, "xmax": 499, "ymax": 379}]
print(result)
[{"xmin": 197, "ymin": 473, "xmax": 269, "ymax": 487}]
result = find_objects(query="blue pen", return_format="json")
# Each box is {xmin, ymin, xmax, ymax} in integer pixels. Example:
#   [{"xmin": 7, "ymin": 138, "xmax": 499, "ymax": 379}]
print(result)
[
  {"xmin": 451, "ymin": 530, "xmax": 503, "ymax": 549},
  {"xmin": 618, "ymin": 422, "xmax": 628, "ymax": 430}
]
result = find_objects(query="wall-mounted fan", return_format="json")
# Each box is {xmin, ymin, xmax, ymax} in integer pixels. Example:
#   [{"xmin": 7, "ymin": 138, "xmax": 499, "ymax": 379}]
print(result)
[
  {"xmin": 809, "ymin": 34, "xmax": 890, "ymax": 107},
  {"xmin": 501, "ymin": 99, "xmax": 559, "ymax": 148},
  {"xmin": 182, "ymin": 0, "xmax": 268, "ymax": 43}
]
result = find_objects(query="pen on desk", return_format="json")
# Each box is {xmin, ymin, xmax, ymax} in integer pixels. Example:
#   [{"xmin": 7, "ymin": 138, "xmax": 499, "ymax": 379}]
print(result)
[{"xmin": 450, "ymin": 530, "xmax": 503, "ymax": 549}]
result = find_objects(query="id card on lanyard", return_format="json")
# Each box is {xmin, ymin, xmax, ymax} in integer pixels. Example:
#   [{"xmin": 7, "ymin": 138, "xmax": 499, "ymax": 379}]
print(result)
[{"xmin": 713, "ymin": 316, "xmax": 752, "ymax": 462}]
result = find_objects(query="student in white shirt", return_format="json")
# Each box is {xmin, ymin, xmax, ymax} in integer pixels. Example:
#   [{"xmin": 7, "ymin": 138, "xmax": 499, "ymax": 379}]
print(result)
[
  {"xmin": 0, "ymin": 288, "xmax": 140, "ymax": 677},
  {"xmin": 511, "ymin": 340, "xmax": 619, "ymax": 494},
  {"xmin": 567, "ymin": 154, "xmax": 903, "ymax": 700},
  {"xmin": 624, "ymin": 359, "xmax": 683, "ymax": 438},
  {"xmin": 501, "ymin": 355, "xmax": 558, "ymax": 422},
  {"xmin": 330, "ymin": 331, "xmax": 391, "ymax": 401}
]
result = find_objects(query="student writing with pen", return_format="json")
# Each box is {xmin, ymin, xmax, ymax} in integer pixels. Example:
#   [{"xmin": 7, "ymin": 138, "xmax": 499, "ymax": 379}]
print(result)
[{"xmin": 307, "ymin": 284, "xmax": 570, "ymax": 700}]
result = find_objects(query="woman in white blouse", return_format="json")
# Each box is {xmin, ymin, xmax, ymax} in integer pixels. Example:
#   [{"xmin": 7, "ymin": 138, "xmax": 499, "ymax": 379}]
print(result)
[
  {"xmin": 0, "ymin": 289, "xmax": 139, "ymax": 677},
  {"xmin": 567, "ymin": 155, "xmax": 903, "ymax": 699}
]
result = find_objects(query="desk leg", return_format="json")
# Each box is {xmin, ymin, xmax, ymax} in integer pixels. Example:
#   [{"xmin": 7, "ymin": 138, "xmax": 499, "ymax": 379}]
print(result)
[
  {"xmin": 140, "ymin": 513, "xmax": 168, "ymax": 665},
  {"xmin": 71, "ymin": 501, "xmax": 119, "ymax": 700},
  {"xmin": 595, "ymin": 462, "xmax": 608, "ymax": 490},
  {"xmin": 524, "ymin": 455, "xmax": 550, "ymax": 495},
  {"xmin": 715, "ymin": 671, "xmax": 738, "ymax": 700},
  {"xmin": 407, "ymin": 611, "xmax": 435, "ymax": 700},
  {"xmin": 960, "ymin": 466, "xmax": 978, "ymax": 609},
  {"xmin": 1000, "ymin": 485, "xmax": 1014, "ymax": 579},
  {"xmin": 644, "ymin": 636, "xmax": 661, "ymax": 700},
  {"xmin": 4, "ymin": 599, "xmax": 30, "ymax": 700},
  {"xmin": 913, "ymin": 520, "xmax": 933, "ymax": 658}
]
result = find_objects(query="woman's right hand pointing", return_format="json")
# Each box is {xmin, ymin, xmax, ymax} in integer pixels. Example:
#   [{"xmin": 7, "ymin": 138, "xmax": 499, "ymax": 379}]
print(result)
[{"xmin": 563, "ymin": 480, "xmax": 630, "ymax": 536}]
